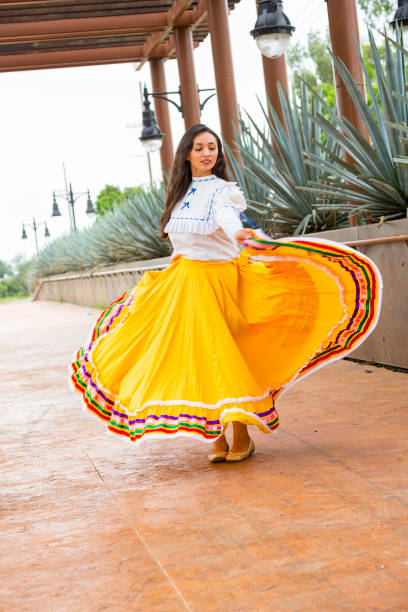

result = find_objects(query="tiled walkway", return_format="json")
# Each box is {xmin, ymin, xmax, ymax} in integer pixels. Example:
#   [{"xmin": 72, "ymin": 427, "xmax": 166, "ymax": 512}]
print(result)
[{"xmin": 1, "ymin": 300, "xmax": 407, "ymax": 611}]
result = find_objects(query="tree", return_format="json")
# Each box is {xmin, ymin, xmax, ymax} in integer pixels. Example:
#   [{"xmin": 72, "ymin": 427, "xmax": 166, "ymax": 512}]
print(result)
[
  {"xmin": 287, "ymin": 30, "xmax": 336, "ymax": 108},
  {"xmin": 358, "ymin": 0, "xmax": 393, "ymax": 27},
  {"xmin": 287, "ymin": 29, "xmax": 385, "ymax": 108},
  {"xmin": 122, "ymin": 186, "xmax": 144, "ymax": 200},
  {"xmin": 95, "ymin": 185, "xmax": 124, "ymax": 216},
  {"xmin": 0, "ymin": 260, "xmax": 12, "ymax": 278},
  {"xmin": 0, "ymin": 255, "xmax": 32, "ymax": 299},
  {"xmin": 95, "ymin": 185, "xmax": 148, "ymax": 216}
]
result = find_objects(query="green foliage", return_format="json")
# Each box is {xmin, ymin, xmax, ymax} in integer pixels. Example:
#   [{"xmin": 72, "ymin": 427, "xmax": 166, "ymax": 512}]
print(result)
[
  {"xmin": 227, "ymin": 85, "xmax": 348, "ymax": 237},
  {"xmin": 381, "ymin": 33, "xmax": 408, "ymax": 173},
  {"xmin": 358, "ymin": 0, "xmax": 393, "ymax": 26},
  {"xmin": 287, "ymin": 29, "xmax": 386, "ymax": 108},
  {"xmin": 0, "ymin": 260, "xmax": 12, "ymax": 278},
  {"xmin": 123, "ymin": 186, "xmax": 144, "ymax": 199},
  {"xmin": 95, "ymin": 185, "xmax": 147, "ymax": 217},
  {"xmin": 95, "ymin": 184, "xmax": 124, "ymax": 215},
  {"xmin": 0, "ymin": 255, "xmax": 33, "ymax": 298},
  {"xmin": 287, "ymin": 31, "xmax": 336, "ymax": 108},
  {"xmin": 298, "ymin": 29, "xmax": 408, "ymax": 223},
  {"xmin": 0, "ymin": 276, "xmax": 28, "ymax": 299},
  {"xmin": 33, "ymin": 183, "xmax": 170, "ymax": 280}
]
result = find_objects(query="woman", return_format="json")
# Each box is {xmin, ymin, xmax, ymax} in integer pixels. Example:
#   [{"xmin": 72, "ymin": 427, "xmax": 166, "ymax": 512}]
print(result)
[{"xmin": 70, "ymin": 124, "xmax": 382, "ymax": 463}]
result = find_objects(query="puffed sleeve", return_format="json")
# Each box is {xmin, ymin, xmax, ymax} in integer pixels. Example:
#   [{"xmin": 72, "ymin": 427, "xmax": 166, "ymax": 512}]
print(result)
[{"xmin": 213, "ymin": 182, "xmax": 247, "ymax": 243}]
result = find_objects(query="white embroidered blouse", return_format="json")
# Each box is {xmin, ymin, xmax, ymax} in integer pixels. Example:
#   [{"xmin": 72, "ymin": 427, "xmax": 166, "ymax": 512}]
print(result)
[{"xmin": 164, "ymin": 174, "xmax": 246, "ymax": 261}]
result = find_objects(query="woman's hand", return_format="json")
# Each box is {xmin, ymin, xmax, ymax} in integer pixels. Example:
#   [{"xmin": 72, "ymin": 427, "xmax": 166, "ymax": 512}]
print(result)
[{"xmin": 235, "ymin": 229, "xmax": 254, "ymax": 244}]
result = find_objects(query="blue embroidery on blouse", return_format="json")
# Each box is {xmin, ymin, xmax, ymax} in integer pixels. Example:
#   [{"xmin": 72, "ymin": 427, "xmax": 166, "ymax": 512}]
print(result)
[
  {"xmin": 192, "ymin": 176, "xmax": 217, "ymax": 183},
  {"xmin": 171, "ymin": 186, "xmax": 223, "ymax": 222},
  {"xmin": 187, "ymin": 187, "xmax": 197, "ymax": 196},
  {"xmin": 181, "ymin": 201, "xmax": 190, "ymax": 209}
]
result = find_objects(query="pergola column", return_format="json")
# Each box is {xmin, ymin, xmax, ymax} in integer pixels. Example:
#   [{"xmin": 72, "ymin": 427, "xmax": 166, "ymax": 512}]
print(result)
[
  {"xmin": 261, "ymin": 54, "xmax": 289, "ymax": 126},
  {"xmin": 174, "ymin": 26, "xmax": 201, "ymax": 129},
  {"xmin": 327, "ymin": 0, "xmax": 369, "ymax": 226},
  {"xmin": 326, "ymin": 0, "xmax": 369, "ymax": 140},
  {"xmin": 149, "ymin": 58, "xmax": 174, "ymax": 181},
  {"xmin": 207, "ymin": 0, "xmax": 240, "ymax": 157}
]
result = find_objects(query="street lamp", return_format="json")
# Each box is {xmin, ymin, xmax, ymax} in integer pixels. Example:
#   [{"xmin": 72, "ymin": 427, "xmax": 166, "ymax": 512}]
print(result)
[
  {"xmin": 85, "ymin": 190, "xmax": 94, "ymax": 214},
  {"xmin": 390, "ymin": 0, "xmax": 408, "ymax": 34},
  {"xmin": 21, "ymin": 218, "xmax": 50, "ymax": 256},
  {"xmin": 52, "ymin": 184, "xmax": 95, "ymax": 231},
  {"xmin": 250, "ymin": 0, "xmax": 295, "ymax": 59},
  {"xmin": 140, "ymin": 85, "xmax": 164, "ymax": 154}
]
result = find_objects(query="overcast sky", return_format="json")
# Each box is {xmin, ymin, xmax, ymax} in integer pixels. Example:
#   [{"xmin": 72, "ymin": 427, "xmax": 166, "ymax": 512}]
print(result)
[{"xmin": 1, "ymin": 0, "xmax": 369, "ymax": 262}]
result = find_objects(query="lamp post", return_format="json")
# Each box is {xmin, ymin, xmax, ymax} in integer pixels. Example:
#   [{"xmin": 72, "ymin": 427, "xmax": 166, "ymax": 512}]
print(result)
[
  {"xmin": 21, "ymin": 218, "xmax": 50, "ymax": 256},
  {"xmin": 130, "ymin": 69, "xmax": 216, "ymax": 183},
  {"xmin": 250, "ymin": 0, "xmax": 295, "ymax": 59},
  {"xmin": 141, "ymin": 83, "xmax": 217, "ymax": 120},
  {"xmin": 138, "ymin": 83, "xmax": 216, "ymax": 147},
  {"xmin": 390, "ymin": 0, "xmax": 408, "ymax": 34},
  {"xmin": 52, "ymin": 184, "xmax": 95, "ymax": 231},
  {"xmin": 139, "ymin": 85, "xmax": 165, "ymax": 155}
]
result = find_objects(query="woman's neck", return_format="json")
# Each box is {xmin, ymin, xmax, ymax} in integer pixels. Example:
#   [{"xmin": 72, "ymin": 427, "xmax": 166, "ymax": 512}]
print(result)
[{"xmin": 191, "ymin": 171, "xmax": 215, "ymax": 178}]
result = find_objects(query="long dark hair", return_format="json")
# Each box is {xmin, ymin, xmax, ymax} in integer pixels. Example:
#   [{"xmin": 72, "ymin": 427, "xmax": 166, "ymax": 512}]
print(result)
[{"xmin": 160, "ymin": 124, "xmax": 228, "ymax": 238}]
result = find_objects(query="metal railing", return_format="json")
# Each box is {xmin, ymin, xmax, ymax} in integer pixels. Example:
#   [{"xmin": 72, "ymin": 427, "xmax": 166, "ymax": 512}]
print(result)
[{"xmin": 345, "ymin": 234, "xmax": 408, "ymax": 247}]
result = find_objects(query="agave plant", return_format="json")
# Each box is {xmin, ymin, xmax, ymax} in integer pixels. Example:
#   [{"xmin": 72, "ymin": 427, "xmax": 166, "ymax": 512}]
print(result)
[
  {"xmin": 226, "ymin": 85, "xmax": 349, "ymax": 236},
  {"xmin": 86, "ymin": 182, "xmax": 170, "ymax": 265},
  {"xmin": 225, "ymin": 120, "xmax": 274, "ymax": 231},
  {"xmin": 299, "ymin": 29, "xmax": 408, "ymax": 222},
  {"xmin": 33, "ymin": 182, "xmax": 170, "ymax": 280},
  {"xmin": 381, "ymin": 33, "xmax": 408, "ymax": 180}
]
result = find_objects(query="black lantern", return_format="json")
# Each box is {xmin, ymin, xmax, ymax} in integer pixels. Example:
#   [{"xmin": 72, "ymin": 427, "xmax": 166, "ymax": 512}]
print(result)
[
  {"xmin": 250, "ymin": 0, "xmax": 295, "ymax": 59},
  {"xmin": 86, "ymin": 190, "xmax": 95, "ymax": 214},
  {"xmin": 139, "ymin": 86, "xmax": 164, "ymax": 153},
  {"xmin": 44, "ymin": 223, "xmax": 50, "ymax": 237},
  {"xmin": 390, "ymin": 0, "xmax": 408, "ymax": 32},
  {"xmin": 21, "ymin": 224, "xmax": 27, "ymax": 240},
  {"xmin": 52, "ymin": 192, "xmax": 62, "ymax": 217}
]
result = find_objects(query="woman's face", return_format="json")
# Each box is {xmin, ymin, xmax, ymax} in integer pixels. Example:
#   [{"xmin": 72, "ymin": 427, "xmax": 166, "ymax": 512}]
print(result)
[{"xmin": 187, "ymin": 131, "xmax": 218, "ymax": 177}]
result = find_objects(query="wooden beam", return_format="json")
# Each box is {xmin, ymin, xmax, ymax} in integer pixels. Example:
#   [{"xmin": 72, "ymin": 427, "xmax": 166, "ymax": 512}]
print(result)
[
  {"xmin": 137, "ymin": 0, "xmax": 207, "ymax": 69},
  {"xmin": 0, "ymin": 27, "xmax": 164, "ymax": 45},
  {"xmin": 167, "ymin": 0, "xmax": 196, "ymax": 25},
  {"xmin": 0, "ymin": 42, "xmax": 165, "ymax": 71},
  {"xmin": 0, "ymin": 12, "xmax": 204, "ymax": 42},
  {"xmin": 139, "ymin": 0, "xmax": 198, "ymax": 69},
  {"xmin": 0, "ymin": 33, "xmax": 201, "ymax": 72},
  {"xmin": 0, "ymin": 0, "xmax": 66, "ymax": 4}
]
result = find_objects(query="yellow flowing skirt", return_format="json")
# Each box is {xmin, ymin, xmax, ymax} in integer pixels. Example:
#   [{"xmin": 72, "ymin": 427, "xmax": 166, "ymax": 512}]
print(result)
[{"xmin": 70, "ymin": 238, "xmax": 382, "ymax": 444}]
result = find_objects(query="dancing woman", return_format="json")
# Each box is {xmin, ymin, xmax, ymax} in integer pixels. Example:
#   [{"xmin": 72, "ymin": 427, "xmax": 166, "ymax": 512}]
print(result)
[{"xmin": 70, "ymin": 124, "xmax": 382, "ymax": 463}]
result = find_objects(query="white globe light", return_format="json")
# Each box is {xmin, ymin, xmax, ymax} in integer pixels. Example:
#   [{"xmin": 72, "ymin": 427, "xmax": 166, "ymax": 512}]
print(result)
[
  {"xmin": 255, "ymin": 33, "xmax": 291, "ymax": 59},
  {"xmin": 141, "ymin": 138, "xmax": 163, "ymax": 153}
]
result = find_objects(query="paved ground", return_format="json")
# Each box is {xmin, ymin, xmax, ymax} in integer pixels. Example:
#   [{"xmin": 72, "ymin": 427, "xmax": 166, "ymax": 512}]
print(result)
[{"xmin": 1, "ymin": 299, "xmax": 408, "ymax": 612}]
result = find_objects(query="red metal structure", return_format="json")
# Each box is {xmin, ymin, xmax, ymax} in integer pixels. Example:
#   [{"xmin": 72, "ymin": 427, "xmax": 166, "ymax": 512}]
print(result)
[{"xmin": 0, "ymin": 0, "xmax": 242, "ymax": 176}]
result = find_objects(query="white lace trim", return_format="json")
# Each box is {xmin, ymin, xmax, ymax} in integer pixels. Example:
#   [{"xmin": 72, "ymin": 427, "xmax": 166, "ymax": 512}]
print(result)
[
  {"xmin": 103, "ymin": 409, "xmax": 276, "ymax": 447},
  {"xmin": 128, "ymin": 388, "xmax": 272, "ymax": 414}
]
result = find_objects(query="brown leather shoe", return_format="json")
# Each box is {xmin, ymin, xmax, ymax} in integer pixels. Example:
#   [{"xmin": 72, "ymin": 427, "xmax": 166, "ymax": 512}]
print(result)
[
  {"xmin": 226, "ymin": 438, "xmax": 255, "ymax": 462},
  {"xmin": 208, "ymin": 444, "xmax": 229, "ymax": 463}
]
